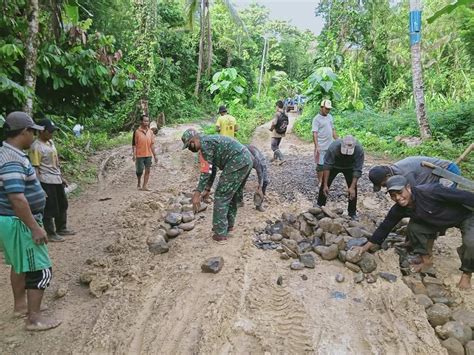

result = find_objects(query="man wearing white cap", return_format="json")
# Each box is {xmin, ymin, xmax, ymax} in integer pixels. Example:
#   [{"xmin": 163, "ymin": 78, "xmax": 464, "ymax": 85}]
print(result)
[
  {"xmin": 312, "ymin": 99, "xmax": 338, "ymax": 187},
  {"xmin": 316, "ymin": 135, "xmax": 364, "ymax": 219}
]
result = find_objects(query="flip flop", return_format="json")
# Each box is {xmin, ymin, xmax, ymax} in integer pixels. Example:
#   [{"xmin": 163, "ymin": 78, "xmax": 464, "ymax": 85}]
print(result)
[{"xmin": 25, "ymin": 319, "xmax": 62, "ymax": 331}]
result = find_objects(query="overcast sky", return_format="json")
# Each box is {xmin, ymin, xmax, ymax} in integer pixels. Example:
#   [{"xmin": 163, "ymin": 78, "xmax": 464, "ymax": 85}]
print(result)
[{"xmin": 232, "ymin": 0, "xmax": 324, "ymax": 35}]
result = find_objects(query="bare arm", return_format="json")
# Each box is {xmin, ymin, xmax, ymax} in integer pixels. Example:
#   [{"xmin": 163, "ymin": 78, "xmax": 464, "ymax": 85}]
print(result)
[{"xmin": 332, "ymin": 128, "xmax": 338, "ymax": 140}]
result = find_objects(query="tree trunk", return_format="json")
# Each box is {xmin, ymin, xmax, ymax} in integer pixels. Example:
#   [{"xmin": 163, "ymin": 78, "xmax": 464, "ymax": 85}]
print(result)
[
  {"xmin": 409, "ymin": 0, "xmax": 432, "ymax": 140},
  {"xmin": 23, "ymin": 0, "xmax": 40, "ymax": 115},
  {"xmin": 226, "ymin": 51, "xmax": 232, "ymax": 67},
  {"xmin": 194, "ymin": 0, "xmax": 205, "ymax": 97},
  {"xmin": 205, "ymin": 0, "xmax": 212, "ymax": 75}
]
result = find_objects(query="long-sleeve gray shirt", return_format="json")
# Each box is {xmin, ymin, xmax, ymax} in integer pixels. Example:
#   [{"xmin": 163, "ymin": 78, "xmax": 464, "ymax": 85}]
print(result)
[
  {"xmin": 323, "ymin": 139, "xmax": 364, "ymax": 178},
  {"xmin": 391, "ymin": 156, "xmax": 453, "ymax": 186},
  {"xmin": 245, "ymin": 144, "xmax": 269, "ymax": 187}
]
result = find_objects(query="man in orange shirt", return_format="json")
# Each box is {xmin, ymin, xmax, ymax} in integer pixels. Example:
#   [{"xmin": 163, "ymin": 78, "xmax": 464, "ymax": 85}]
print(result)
[{"xmin": 132, "ymin": 115, "xmax": 157, "ymax": 191}]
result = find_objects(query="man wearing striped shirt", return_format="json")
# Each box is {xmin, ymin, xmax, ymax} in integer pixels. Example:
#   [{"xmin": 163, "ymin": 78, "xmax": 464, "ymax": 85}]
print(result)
[{"xmin": 0, "ymin": 112, "xmax": 61, "ymax": 331}]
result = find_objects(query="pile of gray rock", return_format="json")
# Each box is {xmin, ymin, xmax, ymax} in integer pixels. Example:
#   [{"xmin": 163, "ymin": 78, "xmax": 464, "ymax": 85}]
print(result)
[
  {"xmin": 147, "ymin": 192, "xmax": 207, "ymax": 254},
  {"xmin": 406, "ymin": 274, "xmax": 474, "ymax": 354},
  {"xmin": 254, "ymin": 206, "xmax": 401, "ymax": 284}
]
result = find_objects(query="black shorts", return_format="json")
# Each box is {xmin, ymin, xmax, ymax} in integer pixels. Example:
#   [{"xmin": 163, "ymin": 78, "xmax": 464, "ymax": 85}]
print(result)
[{"xmin": 41, "ymin": 183, "xmax": 68, "ymax": 219}]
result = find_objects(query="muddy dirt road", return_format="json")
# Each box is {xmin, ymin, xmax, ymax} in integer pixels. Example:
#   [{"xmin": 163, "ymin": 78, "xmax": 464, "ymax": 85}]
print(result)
[{"xmin": 0, "ymin": 114, "xmax": 472, "ymax": 354}]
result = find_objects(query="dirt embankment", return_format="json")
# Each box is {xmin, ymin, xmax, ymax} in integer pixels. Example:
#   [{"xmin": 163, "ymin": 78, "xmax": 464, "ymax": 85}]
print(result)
[{"xmin": 0, "ymin": 114, "xmax": 471, "ymax": 354}]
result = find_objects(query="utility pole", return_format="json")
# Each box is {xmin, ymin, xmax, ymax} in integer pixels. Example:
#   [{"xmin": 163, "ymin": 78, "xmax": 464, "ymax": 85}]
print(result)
[
  {"xmin": 409, "ymin": 0, "xmax": 432, "ymax": 140},
  {"xmin": 257, "ymin": 34, "xmax": 268, "ymax": 99}
]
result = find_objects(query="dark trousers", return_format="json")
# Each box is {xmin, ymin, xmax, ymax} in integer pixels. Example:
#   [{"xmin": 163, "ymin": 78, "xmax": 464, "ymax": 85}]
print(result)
[
  {"xmin": 271, "ymin": 137, "xmax": 283, "ymax": 160},
  {"xmin": 317, "ymin": 168, "xmax": 357, "ymax": 216},
  {"xmin": 41, "ymin": 183, "xmax": 68, "ymax": 234}
]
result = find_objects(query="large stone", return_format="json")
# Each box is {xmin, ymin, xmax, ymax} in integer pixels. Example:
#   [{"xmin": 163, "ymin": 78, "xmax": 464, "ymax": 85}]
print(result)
[
  {"xmin": 181, "ymin": 212, "xmax": 195, "ymax": 223},
  {"xmin": 282, "ymin": 213, "xmax": 297, "ymax": 224},
  {"xmin": 345, "ymin": 227, "xmax": 365, "ymax": 239},
  {"xmin": 198, "ymin": 202, "xmax": 208, "ymax": 212},
  {"xmin": 427, "ymin": 303, "xmax": 452, "ymax": 327},
  {"xmin": 441, "ymin": 338, "xmax": 465, "ymax": 355},
  {"xmin": 436, "ymin": 321, "xmax": 472, "ymax": 344},
  {"xmin": 298, "ymin": 241, "xmax": 312, "ymax": 254},
  {"xmin": 290, "ymin": 261, "xmax": 305, "ymax": 270},
  {"xmin": 378, "ymin": 272, "xmax": 397, "ymax": 283},
  {"xmin": 299, "ymin": 219, "xmax": 313, "ymax": 237},
  {"xmin": 167, "ymin": 203, "xmax": 182, "ymax": 213},
  {"xmin": 452, "ymin": 309, "xmax": 474, "ymax": 329},
  {"xmin": 180, "ymin": 221, "xmax": 195, "ymax": 231},
  {"xmin": 426, "ymin": 284, "xmax": 450, "ymax": 300},
  {"xmin": 324, "ymin": 234, "xmax": 345, "ymax": 250},
  {"xmin": 89, "ymin": 275, "xmax": 111, "ymax": 297},
  {"xmin": 422, "ymin": 276, "xmax": 443, "ymax": 286},
  {"xmin": 182, "ymin": 204, "xmax": 194, "ymax": 212},
  {"xmin": 404, "ymin": 277, "xmax": 428, "ymax": 295},
  {"xmin": 466, "ymin": 341, "xmax": 474, "ymax": 355},
  {"xmin": 165, "ymin": 212, "xmax": 182, "ymax": 226},
  {"xmin": 319, "ymin": 218, "xmax": 334, "ymax": 233},
  {"xmin": 271, "ymin": 234, "xmax": 283, "ymax": 242},
  {"xmin": 346, "ymin": 237, "xmax": 368, "ymax": 250},
  {"xmin": 201, "ymin": 256, "xmax": 224, "ymax": 273},
  {"xmin": 321, "ymin": 206, "xmax": 338, "ymax": 218},
  {"xmin": 314, "ymin": 244, "xmax": 339, "ymax": 261},
  {"xmin": 358, "ymin": 252, "xmax": 377, "ymax": 273},
  {"xmin": 299, "ymin": 253, "xmax": 316, "ymax": 268},
  {"xmin": 282, "ymin": 239, "xmax": 299, "ymax": 254},
  {"xmin": 338, "ymin": 250, "xmax": 347, "ymax": 263},
  {"xmin": 345, "ymin": 262, "xmax": 361, "ymax": 273},
  {"xmin": 415, "ymin": 294, "xmax": 433, "ymax": 309},
  {"xmin": 148, "ymin": 235, "xmax": 169, "ymax": 254},
  {"xmin": 354, "ymin": 272, "xmax": 364, "ymax": 283},
  {"xmin": 319, "ymin": 218, "xmax": 345, "ymax": 235},
  {"xmin": 166, "ymin": 228, "xmax": 182, "ymax": 238},
  {"xmin": 180, "ymin": 197, "xmax": 192, "ymax": 205},
  {"xmin": 308, "ymin": 207, "xmax": 322, "ymax": 216},
  {"xmin": 282, "ymin": 224, "xmax": 296, "ymax": 238},
  {"xmin": 79, "ymin": 270, "xmax": 96, "ymax": 285},
  {"xmin": 314, "ymin": 228, "xmax": 324, "ymax": 238},
  {"xmin": 345, "ymin": 249, "xmax": 363, "ymax": 264}
]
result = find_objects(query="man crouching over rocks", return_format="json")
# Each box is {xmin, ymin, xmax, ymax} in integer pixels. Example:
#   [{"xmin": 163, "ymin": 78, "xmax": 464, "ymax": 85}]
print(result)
[
  {"xmin": 354, "ymin": 175, "xmax": 474, "ymax": 289},
  {"xmin": 181, "ymin": 129, "xmax": 253, "ymax": 244}
]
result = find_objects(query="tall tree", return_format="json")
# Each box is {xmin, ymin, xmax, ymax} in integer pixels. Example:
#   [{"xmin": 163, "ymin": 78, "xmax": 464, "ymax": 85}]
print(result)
[
  {"xmin": 409, "ymin": 0, "xmax": 432, "ymax": 139},
  {"xmin": 23, "ymin": 0, "xmax": 40, "ymax": 115}
]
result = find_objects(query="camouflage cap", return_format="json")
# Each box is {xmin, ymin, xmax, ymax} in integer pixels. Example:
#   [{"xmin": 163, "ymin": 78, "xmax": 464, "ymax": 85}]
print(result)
[{"xmin": 181, "ymin": 128, "xmax": 198, "ymax": 149}]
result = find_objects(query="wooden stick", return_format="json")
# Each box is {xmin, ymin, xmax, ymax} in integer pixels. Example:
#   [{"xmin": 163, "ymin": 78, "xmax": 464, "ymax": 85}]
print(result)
[{"xmin": 456, "ymin": 143, "xmax": 474, "ymax": 164}]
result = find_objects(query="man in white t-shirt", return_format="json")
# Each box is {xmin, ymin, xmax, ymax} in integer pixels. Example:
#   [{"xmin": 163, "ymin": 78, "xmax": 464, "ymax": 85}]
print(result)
[{"xmin": 312, "ymin": 99, "xmax": 338, "ymax": 187}]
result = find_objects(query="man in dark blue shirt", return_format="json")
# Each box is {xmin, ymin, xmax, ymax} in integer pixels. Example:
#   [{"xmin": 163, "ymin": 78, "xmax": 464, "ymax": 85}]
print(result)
[{"xmin": 354, "ymin": 175, "xmax": 474, "ymax": 289}]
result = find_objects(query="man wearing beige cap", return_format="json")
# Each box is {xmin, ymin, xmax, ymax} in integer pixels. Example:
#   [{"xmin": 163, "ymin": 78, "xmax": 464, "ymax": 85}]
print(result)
[
  {"xmin": 0, "ymin": 112, "xmax": 61, "ymax": 330},
  {"xmin": 312, "ymin": 99, "xmax": 338, "ymax": 187},
  {"xmin": 316, "ymin": 135, "xmax": 364, "ymax": 219}
]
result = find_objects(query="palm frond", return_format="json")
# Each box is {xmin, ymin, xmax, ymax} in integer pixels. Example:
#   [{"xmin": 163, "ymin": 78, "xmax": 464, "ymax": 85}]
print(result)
[
  {"xmin": 185, "ymin": 0, "xmax": 199, "ymax": 30},
  {"xmin": 220, "ymin": 0, "xmax": 248, "ymax": 35}
]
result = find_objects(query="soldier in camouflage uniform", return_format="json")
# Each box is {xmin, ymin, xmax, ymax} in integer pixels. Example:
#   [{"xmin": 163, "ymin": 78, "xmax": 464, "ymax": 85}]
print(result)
[{"xmin": 182, "ymin": 129, "xmax": 253, "ymax": 244}]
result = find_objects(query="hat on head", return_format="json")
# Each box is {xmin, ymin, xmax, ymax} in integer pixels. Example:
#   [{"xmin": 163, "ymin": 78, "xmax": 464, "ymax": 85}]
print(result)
[
  {"xmin": 181, "ymin": 128, "xmax": 198, "ymax": 150},
  {"xmin": 4, "ymin": 111, "xmax": 44, "ymax": 131},
  {"xmin": 37, "ymin": 118, "xmax": 57, "ymax": 133},
  {"xmin": 340, "ymin": 135, "xmax": 356, "ymax": 155},
  {"xmin": 320, "ymin": 99, "xmax": 332, "ymax": 109},
  {"xmin": 218, "ymin": 105, "xmax": 227, "ymax": 114},
  {"xmin": 386, "ymin": 175, "xmax": 408, "ymax": 192},
  {"xmin": 369, "ymin": 166, "xmax": 389, "ymax": 192}
]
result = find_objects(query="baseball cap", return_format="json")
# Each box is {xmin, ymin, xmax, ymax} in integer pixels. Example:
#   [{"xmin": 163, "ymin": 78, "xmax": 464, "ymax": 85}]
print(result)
[
  {"xmin": 38, "ymin": 118, "xmax": 58, "ymax": 133},
  {"xmin": 386, "ymin": 175, "xmax": 408, "ymax": 192},
  {"xmin": 4, "ymin": 111, "xmax": 44, "ymax": 131},
  {"xmin": 320, "ymin": 99, "xmax": 332, "ymax": 109},
  {"xmin": 369, "ymin": 166, "xmax": 389, "ymax": 192},
  {"xmin": 181, "ymin": 128, "xmax": 198, "ymax": 149},
  {"xmin": 218, "ymin": 105, "xmax": 227, "ymax": 113},
  {"xmin": 340, "ymin": 135, "xmax": 356, "ymax": 155}
]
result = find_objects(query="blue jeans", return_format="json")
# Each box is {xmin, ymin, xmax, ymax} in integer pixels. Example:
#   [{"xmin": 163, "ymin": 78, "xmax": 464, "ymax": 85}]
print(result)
[{"xmin": 447, "ymin": 162, "xmax": 461, "ymax": 188}]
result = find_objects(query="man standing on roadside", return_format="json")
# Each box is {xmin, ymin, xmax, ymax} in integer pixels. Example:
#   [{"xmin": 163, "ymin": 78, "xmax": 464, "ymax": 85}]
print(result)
[
  {"xmin": 354, "ymin": 175, "xmax": 474, "ymax": 290},
  {"xmin": 29, "ymin": 118, "xmax": 75, "ymax": 242},
  {"xmin": 0, "ymin": 112, "xmax": 61, "ymax": 331},
  {"xmin": 317, "ymin": 135, "xmax": 364, "ymax": 219},
  {"xmin": 182, "ymin": 129, "xmax": 253, "ymax": 244},
  {"xmin": 132, "ymin": 114, "xmax": 157, "ymax": 191},
  {"xmin": 269, "ymin": 100, "xmax": 288, "ymax": 161},
  {"xmin": 312, "ymin": 99, "xmax": 337, "ymax": 187},
  {"xmin": 216, "ymin": 105, "xmax": 239, "ymax": 138}
]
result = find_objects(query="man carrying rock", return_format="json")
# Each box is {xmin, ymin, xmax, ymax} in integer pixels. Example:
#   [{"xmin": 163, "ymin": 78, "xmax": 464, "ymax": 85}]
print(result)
[
  {"xmin": 312, "ymin": 99, "xmax": 338, "ymax": 187},
  {"xmin": 29, "ymin": 118, "xmax": 75, "ymax": 242},
  {"xmin": 181, "ymin": 129, "xmax": 253, "ymax": 244},
  {"xmin": 245, "ymin": 144, "xmax": 269, "ymax": 212},
  {"xmin": 354, "ymin": 175, "xmax": 474, "ymax": 289},
  {"xmin": 216, "ymin": 105, "xmax": 239, "ymax": 138},
  {"xmin": 316, "ymin": 135, "xmax": 364, "ymax": 219},
  {"xmin": 369, "ymin": 156, "xmax": 461, "ymax": 191},
  {"xmin": 269, "ymin": 100, "xmax": 288, "ymax": 161},
  {"xmin": 132, "ymin": 114, "xmax": 158, "ymax": 191},
  {"xmin": 0, "ymin": 112, "xmax": 61, "ymax": 330}
]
